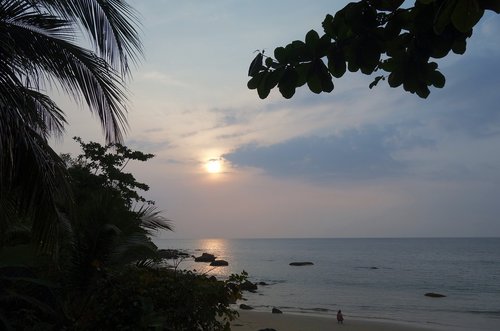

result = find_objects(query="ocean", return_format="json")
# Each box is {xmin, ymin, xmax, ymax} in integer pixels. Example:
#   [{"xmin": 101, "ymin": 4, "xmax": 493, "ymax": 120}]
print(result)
[{"xmin": 153, "ymin": 238, "xmax": 500, "ymax": 330}]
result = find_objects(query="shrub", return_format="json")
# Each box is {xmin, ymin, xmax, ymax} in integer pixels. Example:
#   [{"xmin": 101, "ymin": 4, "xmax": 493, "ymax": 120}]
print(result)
[{"xmin": 74, "ymin": 266, "xmax": 244, "ymax": 331}]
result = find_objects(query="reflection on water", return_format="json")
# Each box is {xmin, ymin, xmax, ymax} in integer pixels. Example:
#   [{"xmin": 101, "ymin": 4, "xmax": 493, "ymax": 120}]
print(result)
[
  {"xmin": 161, "ymin": 238, "xmax": 233, "ymax": 278},
  {"xmin": 198, "ymin": 238, "xmax": 229, "ymax": 256}
]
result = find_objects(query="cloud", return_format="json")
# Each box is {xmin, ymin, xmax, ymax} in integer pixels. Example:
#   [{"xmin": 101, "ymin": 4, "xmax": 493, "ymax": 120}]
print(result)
[
  {"xmin": 223, "ymin": 125, "xmax": 432, "ymax": 181},
  {"xmin": 137, "ymin": 71, "xmax": 189, "ymax": 88},
  {"xmin": 143, "ymin": 127, "xmax": 164, "ymax": 133},
  {"xmin": 125, "ymin": 138, "xmax": 171, "ymax": 153},
  {"xmin": 216, "ymin": 130, "xmax": 253, "ymax": 141},
  {"xmin": 426, "ymin": 52, "xmax": 500, "ymax": 138}
]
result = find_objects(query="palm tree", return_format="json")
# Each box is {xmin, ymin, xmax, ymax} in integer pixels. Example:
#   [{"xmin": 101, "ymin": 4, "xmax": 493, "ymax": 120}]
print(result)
[{"xmin": 0, "ymin": 0, "xmax": 142, "ymax": 250}]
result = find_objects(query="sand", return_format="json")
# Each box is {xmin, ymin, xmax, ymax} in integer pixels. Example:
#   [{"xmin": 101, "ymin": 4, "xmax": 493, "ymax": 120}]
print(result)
[{"xmin": 230, "ymin": 310, "xmax": 442, "ymax": 331}]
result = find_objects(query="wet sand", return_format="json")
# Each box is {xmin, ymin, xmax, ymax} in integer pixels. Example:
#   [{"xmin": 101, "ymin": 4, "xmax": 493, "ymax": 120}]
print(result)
[{"xmin": 230, "ymin": 310, "xmax": 442, "ymax": 331}]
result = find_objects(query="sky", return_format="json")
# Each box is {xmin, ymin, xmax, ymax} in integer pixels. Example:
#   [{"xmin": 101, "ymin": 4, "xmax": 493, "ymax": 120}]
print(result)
[{"xmin": 52, "ymin": 1, "xmax": 500, "ymax": 239}]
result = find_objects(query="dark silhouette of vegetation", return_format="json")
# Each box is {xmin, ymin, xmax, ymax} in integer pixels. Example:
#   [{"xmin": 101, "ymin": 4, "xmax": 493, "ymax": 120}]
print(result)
[
  {"xmin": 1, "ymin": 140, "xmax": 245, "ymax": 330},
  {"xmin": 0, "ymin": 0, "xmax": 142, "ymax": 252},
  {"xmin": 74, "ymin": 268, "xmax": 245, "ymax": 331},
  {"xmin": 248, "ymin": 0, "xmax": 499, "ymax": 99}
]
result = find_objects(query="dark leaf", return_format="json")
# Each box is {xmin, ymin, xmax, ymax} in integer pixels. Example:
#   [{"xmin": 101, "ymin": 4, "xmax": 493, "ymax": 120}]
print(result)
[
  {"xmin": 434, "ymin": 0, "xmax": 458, "ymax": 34},
  {"xmin": 480, "ymin": 0, "xmax": 500, "ymax": 13},
  {"xmin": 278, "ymin": 68, "xmax": 298, "ymax": 99},
  {"xmin": 248, "ymin": 52, "xmax": 263, "ymax": 76},
  {"xmin": 388, "ymin": 71, "xmax": 404, "ymax": 87},
  {"xmin": 274, "ymin": 47, "xmax": 287, "ymax": 63},
  {"xmin": 416, "ymin": 85, "xmax": 431, "ymax": 98},
  {"xmin": 247, "ymin": 73, "xmax": 263, "ymax": 91},
  {"xmin": 305, "ymin": 29, "xmax": 320, "ymax": 48},
  {"xmin": 265, "ymin": 57, "xmax": 274, "ymax": 68},
  {"xmin": 451, "ymin": 0, "xmax": 484, "ymax": 33},
  {"xmin": 430, "ymin": 70, "xmax": 446, "ymax": 88},
  {"xmin": 368, "ymin": 0, "xmax": 405, "ymax": 11},
  {"xmin": 257, "ymin": 74, "xmax": 272, "ymax": 99},
  {"xmin": 369, "ymin": 75, "xmax": 385, "ymax": 89}
]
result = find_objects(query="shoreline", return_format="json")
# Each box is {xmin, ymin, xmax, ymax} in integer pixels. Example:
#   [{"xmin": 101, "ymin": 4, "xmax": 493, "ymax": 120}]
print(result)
[{"xmin": 230, "ymin": 310, "xmax": 448, "ymax": 331}]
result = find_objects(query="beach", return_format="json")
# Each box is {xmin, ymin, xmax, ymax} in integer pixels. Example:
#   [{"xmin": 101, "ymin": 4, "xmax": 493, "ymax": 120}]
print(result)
[{"xmin": 230, "ymin": 311, "xmax": 442, "ymax": 331}]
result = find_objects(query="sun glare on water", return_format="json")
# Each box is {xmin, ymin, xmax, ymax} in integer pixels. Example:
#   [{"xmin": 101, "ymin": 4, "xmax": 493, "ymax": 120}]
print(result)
[{"xmin": 206, "ymin": 158, "xmax": 222, "ymax": 174}]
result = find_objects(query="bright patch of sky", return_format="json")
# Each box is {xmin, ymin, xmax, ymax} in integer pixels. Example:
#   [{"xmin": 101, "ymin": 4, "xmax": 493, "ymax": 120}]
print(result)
[{"xmin": 53, "ymin": 1, "xmax": 500, "ymax": 238}]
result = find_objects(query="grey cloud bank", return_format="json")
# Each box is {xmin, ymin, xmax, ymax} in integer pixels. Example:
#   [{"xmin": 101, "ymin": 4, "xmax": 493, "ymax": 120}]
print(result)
[{"xmin": 224, "ymin": 126, "xmax": 432, "ymax": 181}]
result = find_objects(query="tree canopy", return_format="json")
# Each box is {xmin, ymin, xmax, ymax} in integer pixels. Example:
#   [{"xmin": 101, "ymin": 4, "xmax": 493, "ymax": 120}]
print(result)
[
  {"xmin": 0, "ymin": 0, "xmax": 142, "ymax": 250},
  {"xmin": 248, "ymin": 0, "xmax": 500, "ymax": 99},
  {"xmin": 0, "ymin": 140, "xmax": 246, "ymax": 331}
]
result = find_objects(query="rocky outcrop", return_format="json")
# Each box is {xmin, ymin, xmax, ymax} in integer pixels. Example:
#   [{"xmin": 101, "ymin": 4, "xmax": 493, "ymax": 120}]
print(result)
[
  {"xmin": 425, "ymin": 292, "xmax": 446, "ymax": 298},
  {"xmin": 210, "ymin": 260, "xmax": 228, "ymax": 266},
  {"xmin": 239, "ymin": 304, "xmax": 254, "ymax": 310},
  {"xmin": 158, "ymin": 249, "xmax": 188, "ymax": 259},
  {"xmin": 240, "ymin": 280, "xmax": 258, "ymax": 291},
  {"xmin": 194, "ymin": 253, "xmax": 216, "ymax": 262},
  {"xmin": 289, "ymin": 262, "xmax": 314, "ymax": 266},
  {"xmin": 272, "ymin": 307, "xmax": 283, "ymax": 314}
]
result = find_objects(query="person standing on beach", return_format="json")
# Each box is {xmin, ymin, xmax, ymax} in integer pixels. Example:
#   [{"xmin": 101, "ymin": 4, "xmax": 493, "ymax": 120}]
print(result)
[{"xmin": 337, "ymin": 310, "xmax": 344, "ymax": 324}]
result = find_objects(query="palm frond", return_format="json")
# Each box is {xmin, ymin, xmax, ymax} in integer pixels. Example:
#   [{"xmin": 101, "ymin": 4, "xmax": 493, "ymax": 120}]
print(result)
[
  {"xmin": 0, "ymin": 110, "xmax": 69, "ymax": 252},
  {"xmin": 3, "ymin": 12, "xmax": 128, "ymax": 142},
  {"xmin": 109, "ymin": 233, "xmax": 159, "ymax": 266},
  {"xmin": 36, "ymin": 0, "xmax": 143, "ymax": 76},
  {"xmin": 135, "ymin": 205, "xmax": 173, "ymax": 234},
  {"xmin": 0, "ymin": 85, "xmax": 66, "ymax": 140},
  {"xmin": 0, "ymin": 0, "xmax": 143, "ymax": 257}
]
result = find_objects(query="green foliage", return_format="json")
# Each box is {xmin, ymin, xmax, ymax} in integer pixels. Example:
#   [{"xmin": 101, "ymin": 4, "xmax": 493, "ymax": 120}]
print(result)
[
  {"xmin": 1, "ymin": 264, "xmax": 247, "ymax": 331},
  {"xmin": 248, "ymin": 0, "xmax": 499, "ymax": 99},
  {"xmin": 0, "ymin": 136, "xmax": 245, "ymax": 330},
  {"xmin": 0, "ymin": 265, "xmax": 66, "ymax": 331},
  {"xmin": 76, "ymin": 267, "xmax": 244, "ymax": 331},
  {"xmin": 68, "ymin": 137, "xmax": 155, "ymax": 208},
  {"xmin": 0, "ymin": 0, "xmax": 142, "ymax": 253},
  {"xmin": 60, "ymin": 138, "xmax": 171, "ymax": 289}
]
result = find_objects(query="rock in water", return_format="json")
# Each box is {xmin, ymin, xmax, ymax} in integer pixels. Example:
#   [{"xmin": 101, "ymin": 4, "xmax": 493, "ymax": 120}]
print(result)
[
  {"xmin": 210, "ymin": 260, "xmax": 229, "ymax": 266},
  {"xmin": 239, "ymin": 304, "xmax": 254, "ymax": 310},
  {"xmin": 272, "ymin": 307, "xmax": 283, "ymax": 314},
  {"xmin": 425, "ymin": 292, "xmax": 446, "ymax": 298},
  {"xmin": 289, "ymin": 262, "xmax": 314, "ymax": 266},
  {"xmin": 194, "ymin": 253, "xmax": 216, "ymax": 262},
  {"xmin": 240, "ymin": 280, "xmax": 258, "ymax": 291}
]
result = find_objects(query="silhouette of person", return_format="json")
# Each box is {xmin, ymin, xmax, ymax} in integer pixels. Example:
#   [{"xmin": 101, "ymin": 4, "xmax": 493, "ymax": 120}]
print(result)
[{"xmin": 337, "ymin": 310, "xmax": 344, "ymax": 324}]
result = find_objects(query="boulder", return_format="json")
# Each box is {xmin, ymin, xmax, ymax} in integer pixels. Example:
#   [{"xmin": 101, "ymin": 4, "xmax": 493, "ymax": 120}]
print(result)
[
  {"xmin": 239, "ymin": 304, "xmax": 254, "ymax": 310},
  {"xmin": 194, "ymin": 253, "xmax": 216, "ymax": 262},
  {"xmin": 158, "ymin": 249, "xmax": 189, "ymax": 260},
  {"xmin": 289, "ymin": 262, "xmax": 314, "ymax": 266},
  {"xmin": 210, "ymin": 260, "xmax": 229, "ymax": 266},
  {"xmin": 425, "ymin": 292, "xmax": 446, "ymax": 298},
  {"xmin": 272, "ymin": 307, "xmax": 283, "ymax": 314},
  {"xmin": 240, "ymin": 280, "xmax": 258, "ymax": 291}
]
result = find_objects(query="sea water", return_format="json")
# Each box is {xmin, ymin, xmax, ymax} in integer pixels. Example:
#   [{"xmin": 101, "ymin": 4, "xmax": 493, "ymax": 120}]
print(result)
[{"xmin": 153, "ymin": 238, "xmax": 500, "ymax": 330}]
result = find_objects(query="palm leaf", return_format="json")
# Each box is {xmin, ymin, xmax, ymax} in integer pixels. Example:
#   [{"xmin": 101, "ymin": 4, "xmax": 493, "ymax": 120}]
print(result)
[
  {"xmin": 0, "ymin": 105, "xmax": 69, "ymax": 252},
  {"xmin": 35, "ymin": 0, "xmax": 143, "ymax": 76},
  {"xmin": 3, "ymin": 9, "xmax": 128, "ymax": 142},
  {"xmin": 136, "ymin": 205, "xmax": 174, "ymax": 234}
]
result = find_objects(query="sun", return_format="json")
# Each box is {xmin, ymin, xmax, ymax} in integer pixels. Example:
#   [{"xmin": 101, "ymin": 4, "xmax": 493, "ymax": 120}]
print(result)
[{"xmin": 206, "ymin": 158, "xmax": 222, "ymax": 174}]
